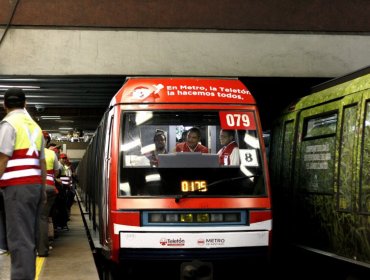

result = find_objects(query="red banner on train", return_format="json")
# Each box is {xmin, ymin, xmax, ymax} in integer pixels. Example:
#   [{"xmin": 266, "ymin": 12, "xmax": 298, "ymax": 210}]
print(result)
[{"xmin": 113, "ymin": 77, "xmax": 256, "ymax": 105}]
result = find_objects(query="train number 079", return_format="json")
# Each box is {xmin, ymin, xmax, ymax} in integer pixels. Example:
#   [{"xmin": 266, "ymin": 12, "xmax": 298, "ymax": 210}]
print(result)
[{"xmin": 225, "ymin": 113, "xmax": 250, "ymax": 127}]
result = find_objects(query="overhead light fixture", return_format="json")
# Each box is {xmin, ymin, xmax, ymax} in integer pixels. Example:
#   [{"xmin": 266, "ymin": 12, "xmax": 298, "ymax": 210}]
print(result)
[
  {"xmin": 0, "ymin": 85, "xmax": 40, "ymax": 89},
  {"xmin": 135, "ymin": 112, "xmax": 153, "ymax": 125},
  {"xmin": 56, "ymin": 120, "xmax": 74, "ymax": 123},
  {"xmin": 58, "ymin": 127, "xmax": 73, "ymax": 130},
  {"xmin": 40, "ymin": 116, "xmax": 61, "ymax": 120}
]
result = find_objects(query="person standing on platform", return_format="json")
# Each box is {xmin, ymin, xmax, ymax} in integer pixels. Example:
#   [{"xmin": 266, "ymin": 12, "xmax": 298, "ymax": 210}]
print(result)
[
  {"xmin": 0, "ymin": 189, "xmax": 7, "ymax": 255},
  {"xmin": 54, "ymin": 153, "xmax": 70, "ymax": 231},
  {"xmin": 64, "ymin": 157, "xmax": 75, "ymax": 217},
  {"xmin": 36, "ymin": 131, "xmax": 59, "ymax": 257},
  {"xmin": 0, "ymin": 88, "xmax": 46, "ymax": 280}
]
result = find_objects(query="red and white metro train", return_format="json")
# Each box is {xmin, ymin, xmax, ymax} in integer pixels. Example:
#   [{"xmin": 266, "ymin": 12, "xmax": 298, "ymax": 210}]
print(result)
[{"xmin": 77, "ymin": 77, "xmax": 272, "ymax": 277}]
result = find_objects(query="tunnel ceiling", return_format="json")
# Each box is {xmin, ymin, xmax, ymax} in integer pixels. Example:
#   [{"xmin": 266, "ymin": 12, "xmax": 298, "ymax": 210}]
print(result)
[
  {"xmin": 0, "ymin": 75, "xmax": 126, "ymax": 138},
  {"xmin": 0, "ymin": 75, "xmax": 330, "ymax": 141}
]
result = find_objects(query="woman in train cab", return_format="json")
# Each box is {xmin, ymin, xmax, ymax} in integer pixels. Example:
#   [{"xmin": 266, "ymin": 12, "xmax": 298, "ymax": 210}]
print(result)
[
  {"xmin": 146, "ymin": 129, "xmax": 168, "ymax": 167},
  {"xmin": 175, "ymin": 127, "xmax": 208, "ymax": 153},
  {"xmin": 217, "ymin": 129, "xmax": 240, "ymax": 166}
]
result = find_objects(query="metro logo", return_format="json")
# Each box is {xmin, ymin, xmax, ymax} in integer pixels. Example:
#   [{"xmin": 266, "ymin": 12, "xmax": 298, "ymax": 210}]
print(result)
[
  {"xmin": 197, "ymin": 239, "xmax": 205, "ymax": 246},
  {"xmin": 205, "ymin": 238, "xmax": 225, "ymax": 246}
]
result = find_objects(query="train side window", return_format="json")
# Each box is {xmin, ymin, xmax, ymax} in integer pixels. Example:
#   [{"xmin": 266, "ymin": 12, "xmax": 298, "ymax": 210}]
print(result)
[
  {"xmin": 303, "ymin": 113, "xmax": 337, "ymax": 139},
  {"xmin": 338, "ymin": 105, "xmax": 357, "ymax": 211},
  {"xmin": 299, "ymin": 113, "xmax": 338, "ymax": 193},
  {"xmin": 360, "ymin": 101, "xmax": 370, "ymax": 213}
]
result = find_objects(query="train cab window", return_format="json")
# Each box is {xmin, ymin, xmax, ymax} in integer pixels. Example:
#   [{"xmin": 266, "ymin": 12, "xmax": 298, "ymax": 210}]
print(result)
[
  {"xmin": 360, "ymin": 102, "xmax": 370, "ymax": 213},
  {"xmin": 118, "ymin": 110, "xmax": 266, "ymax": 197},
  {"xmin": 299, "ymin": 113, "xmax": 338, "ymax": 193}
]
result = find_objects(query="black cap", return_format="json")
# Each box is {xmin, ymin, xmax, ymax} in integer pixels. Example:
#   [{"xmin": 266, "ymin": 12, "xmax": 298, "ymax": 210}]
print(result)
[{"xmin": 4, "ymin": 88, "xmax": 26, "ymax": 108}]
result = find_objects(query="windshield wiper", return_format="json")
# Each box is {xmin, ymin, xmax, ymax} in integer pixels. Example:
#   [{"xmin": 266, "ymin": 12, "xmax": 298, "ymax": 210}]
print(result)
[{"xmin": 175, "ymin": 175, "xmax": 259, "ymax": 203}]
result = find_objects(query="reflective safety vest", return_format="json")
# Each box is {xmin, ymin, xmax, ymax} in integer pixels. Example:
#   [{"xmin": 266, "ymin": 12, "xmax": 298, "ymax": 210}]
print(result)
[
  {"xmin": 60, "ymin": 165, "xmax": 72, "ymax": 188},
  {"xmin": 0, "ymin": 111, "xmax": 43, "ymax": 187},
  {"xmin": 45, "ymin": 148, "xmax": 58, "ymax": 193}
]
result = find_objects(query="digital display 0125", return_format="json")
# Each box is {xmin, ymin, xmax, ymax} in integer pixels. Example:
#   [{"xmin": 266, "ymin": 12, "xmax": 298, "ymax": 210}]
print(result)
[{"xmin": 181, "ymin": 180, "xmax": 207, "ymax": 192}]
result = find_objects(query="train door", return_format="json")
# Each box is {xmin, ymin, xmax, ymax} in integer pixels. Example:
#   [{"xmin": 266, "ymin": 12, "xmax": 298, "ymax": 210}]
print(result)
[
  {"xmin": 294, "ymin": 93, "xmax": 362, "ymax": 250},
  {"xmin": 102, "ymin": 113, "xmax": 114, "ymax": 249},
  {"xmin": 355, "ymin": 91, "xmax": 370, "ymax": 261},
  {"xmin": 270, "ymin": 114, "xmax": 297, "ymax": 192},
  {"xmin": 270, "ymin": 112, "xmax": 297, "ymax": 244},
  {"xmin": 359, "ymin": 91, "xmax": 370, "ymax": 214}
]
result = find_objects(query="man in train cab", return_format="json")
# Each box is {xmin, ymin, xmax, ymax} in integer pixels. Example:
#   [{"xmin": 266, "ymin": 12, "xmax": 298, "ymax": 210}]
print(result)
[
  {"xmin": 0, "ymin": 87, "xmax": 46, "ymax": 280},
  {"xmin": 175, "ymin": 127, "xmax": 209, "ymax": 153},
  {"xmin": 217, "ymin": 129, "xmax": 240, "ymax": 166},
  {"xmin": 37, "ymin": 131, "xmax": 59, "ymax": 257},
  {"xmin": 146, "ymin": 129, "xmax": 168, "ymax": 167}
]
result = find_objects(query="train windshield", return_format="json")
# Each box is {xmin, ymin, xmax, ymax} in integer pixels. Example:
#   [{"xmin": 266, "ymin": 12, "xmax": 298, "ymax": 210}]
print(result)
[{"xmin": 119, "ymin": 110, "xmax": 266, "ymax": 197}]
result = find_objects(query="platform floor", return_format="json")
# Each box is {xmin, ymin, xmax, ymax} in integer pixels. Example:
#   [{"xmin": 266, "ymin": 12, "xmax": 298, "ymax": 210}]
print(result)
[{"xmin": 0, "ymin": 202, "xmax": 99, "ymax": 280}]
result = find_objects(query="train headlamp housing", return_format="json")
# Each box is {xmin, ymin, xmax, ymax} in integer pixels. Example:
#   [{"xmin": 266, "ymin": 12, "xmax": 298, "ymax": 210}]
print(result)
[{"xmin": 143, "ymin": 210, "xmax": 246, "ymax": 226}]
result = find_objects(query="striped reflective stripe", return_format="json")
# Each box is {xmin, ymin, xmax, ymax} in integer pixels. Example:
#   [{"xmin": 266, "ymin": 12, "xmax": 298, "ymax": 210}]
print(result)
[
  {"xmin": 46, "ymin": 174, "xmax": 54, "ymax": 181},
  {"xmin": 1, "ymin": 169, "xmax": 41, "ymax": 180},
  {"xmin": 24, "ymin": 125, "xmax": 40, "ymax": 157},
  {"xmin": 60, "ymin": 176, "xmax": 71, "ymax": 185},
  {"xmin": 6, "ymin": 158, "xmax": 40, "ymax": 167}
]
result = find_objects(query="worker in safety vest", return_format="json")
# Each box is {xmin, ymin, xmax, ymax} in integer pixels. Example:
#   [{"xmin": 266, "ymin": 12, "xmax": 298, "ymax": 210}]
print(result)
[
  {"xmin": 53, "ymin": 153, "xmax": 70, "ymax": 231},
  {"xmin": 36, "ymin": 131, "xmax": 59, "ymax": 257},
  {"xmin": 0, "ymin": 182, "xmax": 6, "ymax": 255},
  {"xmin": 0, "ymin": 88, "xmax": 46, "ymax": 280}
]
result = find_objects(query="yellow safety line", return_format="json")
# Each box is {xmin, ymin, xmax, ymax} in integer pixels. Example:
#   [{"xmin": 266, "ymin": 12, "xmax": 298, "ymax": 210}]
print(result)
[{"xmin": 35, "ymin": 256, "xmax": 45, "ymax": 280}]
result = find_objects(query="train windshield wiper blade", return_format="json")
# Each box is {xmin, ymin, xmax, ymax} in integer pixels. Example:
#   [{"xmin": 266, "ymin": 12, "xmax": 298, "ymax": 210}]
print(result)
[
  {"xmin": 175, "ymin": 175, "xmax": 258, "ymax": 203},
  {"xmin": 207, "ymin": 175, "xmax": 258, "ymax": 188}
]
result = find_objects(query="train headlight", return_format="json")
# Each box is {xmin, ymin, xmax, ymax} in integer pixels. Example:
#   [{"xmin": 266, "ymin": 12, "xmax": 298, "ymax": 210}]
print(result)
[
  {"xmin": 196, "ymin": 213, "xmax": 209, "ymax": 222},
  {"xmin": 180, "ymin": 213, "xmax": 193, "ymax": 222},
  {"xmin": 145, "ymin": 211, "xmax": 245, "ymax": 225}
]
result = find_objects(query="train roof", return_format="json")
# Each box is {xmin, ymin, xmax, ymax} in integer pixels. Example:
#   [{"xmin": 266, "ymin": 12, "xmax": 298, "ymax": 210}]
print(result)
[
  {"xmin": 109, "ymin": 77, "xmax": 256, "ymax": 107},
  {"xmin": 286, "ymin": 65, "xmax": 370, "ymax": 112},
  {"xmin": 311, "ymin": 65, "xmax": 370, "ymax": 94}
]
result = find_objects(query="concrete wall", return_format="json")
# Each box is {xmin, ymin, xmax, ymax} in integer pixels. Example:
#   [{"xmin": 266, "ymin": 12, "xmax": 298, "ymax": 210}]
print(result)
[
  {"xmin": 1, "ymin": 28, "xmax": 370, "ymax": 77},
  {"xmin": 1, "ymin": 0, "xmax": 369, "ymax": 32}
]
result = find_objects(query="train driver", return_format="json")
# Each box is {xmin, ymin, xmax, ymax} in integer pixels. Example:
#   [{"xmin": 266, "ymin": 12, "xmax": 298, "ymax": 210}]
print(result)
[{"xmin": 175, "ymin": 127, "xmax": 208, "ymax": 153}]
